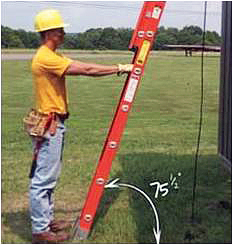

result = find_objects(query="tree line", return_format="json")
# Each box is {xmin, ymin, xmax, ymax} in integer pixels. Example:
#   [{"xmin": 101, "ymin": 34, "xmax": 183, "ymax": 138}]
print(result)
[{"xmin": 1, "ymin": 25, "xmax": 221, "ymax": 50}]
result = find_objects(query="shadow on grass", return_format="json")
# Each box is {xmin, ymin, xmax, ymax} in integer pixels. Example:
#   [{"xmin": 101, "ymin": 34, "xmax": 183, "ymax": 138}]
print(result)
[
  {"xmin": 117, "ymin": 152, "xmax": 196, "ymax": 244},
  {"xmin": 1, "ymin": 210, "xmax": 32, "ymax": 243},
  {"xmin": 1, "ymin": 207, "xmax": 82, "ymax": 243},
  {"xmin": 96, "ymin": 152, "xmax": 231, "ymax": 244},
  {"xmin": 90, "ymin": 187, "xmax": 121, "ymax": 240}
]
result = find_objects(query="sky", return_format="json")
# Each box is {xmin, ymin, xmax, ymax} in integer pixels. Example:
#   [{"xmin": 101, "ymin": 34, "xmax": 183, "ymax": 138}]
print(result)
[{"xmin": 1, "ymin": 1, "xmax": 222, "ymax": 34}]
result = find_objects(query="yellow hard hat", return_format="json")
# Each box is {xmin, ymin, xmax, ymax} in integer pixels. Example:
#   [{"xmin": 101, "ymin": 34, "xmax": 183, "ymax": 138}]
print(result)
[{"xmin": 34, "ymin": 9, "xmax": 69, "ymax": 32}]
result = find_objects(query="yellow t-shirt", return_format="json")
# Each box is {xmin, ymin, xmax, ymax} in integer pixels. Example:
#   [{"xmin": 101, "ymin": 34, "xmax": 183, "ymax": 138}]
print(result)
[{"xmin": 32, "ymin": 45, "xmax": 73, "ymax": 114}]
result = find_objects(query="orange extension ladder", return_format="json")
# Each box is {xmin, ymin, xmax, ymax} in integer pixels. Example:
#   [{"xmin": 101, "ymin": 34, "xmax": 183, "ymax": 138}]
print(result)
[{"xmin": 73, "ymin": 1, "xmax": 166, "ymax": 239}]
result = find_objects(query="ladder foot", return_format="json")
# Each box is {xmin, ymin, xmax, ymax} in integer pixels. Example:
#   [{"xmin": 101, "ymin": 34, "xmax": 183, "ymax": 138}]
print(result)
[{"xmin": 72, "ymin": 221, "xmax": 89, "ymax": 240}]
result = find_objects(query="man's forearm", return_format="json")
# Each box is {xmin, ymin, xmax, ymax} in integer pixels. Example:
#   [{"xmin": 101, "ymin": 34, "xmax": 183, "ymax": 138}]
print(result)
[{"xmin": 65, "ymin": 61, "xmax": 119, "ymax": 76}]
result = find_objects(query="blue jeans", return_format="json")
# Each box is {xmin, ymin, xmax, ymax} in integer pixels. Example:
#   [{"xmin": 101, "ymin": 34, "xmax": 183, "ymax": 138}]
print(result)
[{"xmin": 29, "ymin": 122, "xmax": 66, "ymax": 233}]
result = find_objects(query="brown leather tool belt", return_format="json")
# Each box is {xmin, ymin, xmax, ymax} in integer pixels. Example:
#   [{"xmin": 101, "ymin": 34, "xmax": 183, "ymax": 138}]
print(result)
[{"xmin": 23, "ymin": 109, "xmax": 69, "ymax": 138}]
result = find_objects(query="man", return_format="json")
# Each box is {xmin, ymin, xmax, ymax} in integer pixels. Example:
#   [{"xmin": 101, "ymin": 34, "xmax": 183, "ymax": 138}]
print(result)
[{"xmin": 27, "ymin": 9, "xmax": 133, "ymax": 244}]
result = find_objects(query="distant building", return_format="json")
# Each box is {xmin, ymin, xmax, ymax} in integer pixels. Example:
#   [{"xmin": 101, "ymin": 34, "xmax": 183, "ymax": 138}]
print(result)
[{"xmin": 164, "ymin": 44, "xmax": 220, "ymax": 56}]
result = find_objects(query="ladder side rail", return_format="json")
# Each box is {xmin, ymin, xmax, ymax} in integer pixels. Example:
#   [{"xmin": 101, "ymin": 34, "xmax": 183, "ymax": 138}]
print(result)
[{"xmin": 73, "ymin": 1, "xmax": 166, "ymax": 239}]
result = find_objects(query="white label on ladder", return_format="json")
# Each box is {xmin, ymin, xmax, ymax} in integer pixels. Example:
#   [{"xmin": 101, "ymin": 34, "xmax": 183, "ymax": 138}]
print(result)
[
  {"xmin": 152, "ymin": 7, "xmax": 161, "ymax": 19},
  {"xmin": 124, "ymin": 78, "xmax": 139, "ymax": 103}
]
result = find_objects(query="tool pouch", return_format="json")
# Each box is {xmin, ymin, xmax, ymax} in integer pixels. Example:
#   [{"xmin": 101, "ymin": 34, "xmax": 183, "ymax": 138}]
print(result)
[{"xmin": 23, "ymin": 109, "xmax": 57, "ymax": 137}]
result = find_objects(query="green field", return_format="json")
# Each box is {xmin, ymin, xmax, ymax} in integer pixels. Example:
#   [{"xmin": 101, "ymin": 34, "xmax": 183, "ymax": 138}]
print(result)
[{"xmin": 2, "ymin": 50, "xmax": 231, "ymax": 243}]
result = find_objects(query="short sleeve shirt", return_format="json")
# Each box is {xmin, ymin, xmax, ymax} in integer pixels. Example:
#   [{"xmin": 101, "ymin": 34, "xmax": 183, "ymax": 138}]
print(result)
[{"xmin": 32, "ymin": 45, "xmax": 73, "ymax": 114}]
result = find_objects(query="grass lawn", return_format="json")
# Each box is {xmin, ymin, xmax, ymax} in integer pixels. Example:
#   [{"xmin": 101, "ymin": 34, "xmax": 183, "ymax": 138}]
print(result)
[{"xmin": 1, "ymin": 50, "xmax": 231, "ymax": 243}]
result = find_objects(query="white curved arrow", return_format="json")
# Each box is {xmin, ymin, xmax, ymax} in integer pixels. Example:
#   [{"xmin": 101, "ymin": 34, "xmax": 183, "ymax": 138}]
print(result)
[{"xmin": 105, "ymin": 178, "xmax": 161, "ymax": 244}]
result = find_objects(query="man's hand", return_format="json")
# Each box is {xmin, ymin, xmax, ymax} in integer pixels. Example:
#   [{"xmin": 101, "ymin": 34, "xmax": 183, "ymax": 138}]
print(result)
[{"xmin": 117, "ymin": 64, "xmax": 134, "ymax": 76}]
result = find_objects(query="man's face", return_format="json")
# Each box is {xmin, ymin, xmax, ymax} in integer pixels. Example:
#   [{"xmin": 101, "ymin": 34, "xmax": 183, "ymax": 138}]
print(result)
[{"xmin": 50, "ymin": 28, "xmax": 65, "ymax": 45}]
